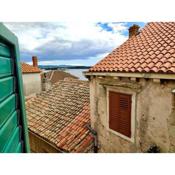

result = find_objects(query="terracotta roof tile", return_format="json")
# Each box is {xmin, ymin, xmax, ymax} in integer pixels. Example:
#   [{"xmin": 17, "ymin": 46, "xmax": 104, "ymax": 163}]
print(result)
[
  {"xmin": 89, "ymin": 22, "xmax": 175, "ymax": 73},
  {"xmin": 21, "ymin": 63, "xmax": 41, "ymax": 73},
  {"xmin": 26, "ymin": 79, "xmax": 93, "ymax": 153}
]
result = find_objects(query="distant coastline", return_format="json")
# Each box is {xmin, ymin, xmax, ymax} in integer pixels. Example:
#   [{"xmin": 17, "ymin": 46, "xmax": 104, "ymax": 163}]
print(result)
[{"xmin": 39, "ymin": 65, "xmax": 91, "ymax": 70}]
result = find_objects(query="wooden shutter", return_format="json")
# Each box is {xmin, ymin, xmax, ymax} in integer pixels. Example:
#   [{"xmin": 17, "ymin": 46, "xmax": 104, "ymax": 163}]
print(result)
[
  {"xmin": 109, "ymin": 91, "xmax": 131, "ymax": 138},
  {"xmin": 0, "ymin": 23, "xmax": 30, "ymax": 153}
]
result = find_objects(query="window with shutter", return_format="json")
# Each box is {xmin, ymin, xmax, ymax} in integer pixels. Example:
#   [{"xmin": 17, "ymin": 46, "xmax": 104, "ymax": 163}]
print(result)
[{"xmin": 109, "ymin": 91, "xmax": 131, "ymax": 138}]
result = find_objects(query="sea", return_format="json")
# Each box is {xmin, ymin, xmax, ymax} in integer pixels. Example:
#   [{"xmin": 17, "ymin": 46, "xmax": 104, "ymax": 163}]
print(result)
[{"xmin": 65, "ymin": 69, "xmax": 88, "ymax": 80}]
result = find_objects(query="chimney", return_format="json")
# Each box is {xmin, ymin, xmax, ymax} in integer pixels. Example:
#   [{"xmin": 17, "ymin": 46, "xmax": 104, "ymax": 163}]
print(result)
[
  {"xmin": 42, "ymin": 72, "xmax": 52, "ymax": 91},
  {"xmin": 32, "ymin": 56, "xmax": 38, "ymax": 67},
  {"xmin": 129, "ymin": 24, "xmax": 140, "ymax": 38}
]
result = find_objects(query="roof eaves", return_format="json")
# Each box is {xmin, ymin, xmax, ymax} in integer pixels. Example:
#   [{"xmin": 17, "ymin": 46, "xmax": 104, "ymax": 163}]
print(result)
[{"xmin": 84, "ymin": 71, "xmax": 175, "ymax": 80}]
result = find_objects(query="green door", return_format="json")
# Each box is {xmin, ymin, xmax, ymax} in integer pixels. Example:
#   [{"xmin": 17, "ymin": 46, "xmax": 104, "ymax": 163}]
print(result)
[{"xmin": 0, "ymin": 23, "xmax": 30, "ymax": 153}]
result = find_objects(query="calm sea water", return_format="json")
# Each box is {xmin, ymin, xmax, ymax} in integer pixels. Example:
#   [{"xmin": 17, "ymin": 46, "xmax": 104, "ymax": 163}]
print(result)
[{"xmin": 65, "ymin": 69, "xmax": 88, "ymax": 80}]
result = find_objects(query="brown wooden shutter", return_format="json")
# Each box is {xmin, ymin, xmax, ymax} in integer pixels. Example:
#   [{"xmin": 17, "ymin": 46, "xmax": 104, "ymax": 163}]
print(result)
[{"xmin": 109, "ymin": 91, "xmax": 131, "ymax": 138}]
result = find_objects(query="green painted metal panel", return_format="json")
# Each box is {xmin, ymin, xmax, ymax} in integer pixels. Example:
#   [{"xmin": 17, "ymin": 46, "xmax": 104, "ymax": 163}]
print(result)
[
  {"xmin": 0, "ymin": 56, "xmax": 12, "ymax": 78},
  {"xmin": 0, "ymin": 76, "xmax": 14, "ymax": 102},
  {"xmin": 3, "ymin": 127, "xmax": 21, "ymax": 153},
  {"xmin": 0, "ymin": 94, "xmax": 16, "ymax": 128},
  {"xmin": 0, "ymin": 42, "xmax": 11, "ymax": 58},
  {"xmin": 0, "ymin": 111, "xmax": 18, "ymax": 152},
  {"xmin": 0, "ymin": 23, "xmax": 30, "ymax": 153}
]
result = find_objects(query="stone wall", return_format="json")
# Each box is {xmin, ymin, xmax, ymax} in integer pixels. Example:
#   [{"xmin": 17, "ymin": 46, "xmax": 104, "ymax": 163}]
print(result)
[
  {"xmin": 29, "ymin": 131, "xmax": 62, "ymax": 153},
  {"xmin": 29, "ymin": 131, "xmax": 94, "ymax": 153},
  {"xmin": 89, "ymin": 76, "xmax": 175, "ymax": 153}
]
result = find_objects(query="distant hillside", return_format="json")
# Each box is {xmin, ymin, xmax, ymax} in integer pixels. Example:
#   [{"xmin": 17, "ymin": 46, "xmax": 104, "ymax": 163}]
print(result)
[{"xmin": 39, "ymin": 65, "xmax": 91, "ymax": 70}]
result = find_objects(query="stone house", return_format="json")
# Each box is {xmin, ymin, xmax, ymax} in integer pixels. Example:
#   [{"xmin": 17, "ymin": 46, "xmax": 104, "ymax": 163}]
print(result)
[
  {"xmin": 40, "ymin": 70, "xmax": 78, "ymax": 91},
  {"xmin": 84, "ymin": 22, "xmax": 175, "ymax": 153},
  {"xmin": 26, "ymin": 78, "xmax": 95, "ymax": 153},
  {"xmin": 41, "ymin": 70, "xmax": 78, "ymax": 85},
  {"xmin": 21, "ymin": 56, "xmax": 41, "ymax": 96}
]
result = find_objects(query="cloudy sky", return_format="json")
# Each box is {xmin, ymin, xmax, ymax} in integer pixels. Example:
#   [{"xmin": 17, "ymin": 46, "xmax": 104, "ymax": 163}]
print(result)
[{"xmin": 5, "ymin": 22, "xmax": 145, "ymax": 66}]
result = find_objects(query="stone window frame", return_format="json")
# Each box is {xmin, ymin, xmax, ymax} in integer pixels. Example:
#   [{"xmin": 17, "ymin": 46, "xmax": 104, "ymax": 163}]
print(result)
[{"xmin": 106, "ymin": 86, "xmax": 136, "ymax": 143}]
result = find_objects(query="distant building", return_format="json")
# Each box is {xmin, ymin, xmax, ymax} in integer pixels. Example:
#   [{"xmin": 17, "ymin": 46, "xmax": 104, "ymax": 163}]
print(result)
[
  {"xmin": 26, "ymin": 79, "xmax": 94, "ymax": 153},
  {"xmin": 21, "ymin": 56, "xmax": 41, "ymax": 96},
  {"xmin": 85, "ymin": 23, "xmax": 175, "ymax": 153},
  {"xmin": 41, "ymin": 70, "xmax": 78, "ymax": 86}
]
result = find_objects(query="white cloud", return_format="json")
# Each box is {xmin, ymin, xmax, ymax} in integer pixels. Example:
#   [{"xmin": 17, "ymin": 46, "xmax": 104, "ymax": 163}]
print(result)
[
  {"xmin": 5, "ymin": 23, "xmax": 55, "ymax": 51},
  {"xmin": 107, "ymin": 22, "xmax": 128, "ymax": 32},
  {"xmin": 4, "ymin": 22, "xmax": 128, "ymax": 65}
]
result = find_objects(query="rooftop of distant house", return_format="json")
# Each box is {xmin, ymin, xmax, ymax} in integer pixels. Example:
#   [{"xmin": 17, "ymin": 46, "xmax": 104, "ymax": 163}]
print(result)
[
  {"xmin": 41, "ymin": 70, "xmax": 78, "ymax": 85},
  {"xmin": 21, "ymin": 56, "xmax": 41, "ymax": 73},
  {"xmin": 89, "ymin": 22, "xmax": 175, "ymax": 73},
  {"xmin": 26, "ymin": 78, "xmax": 93, "ymax": 153}
]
